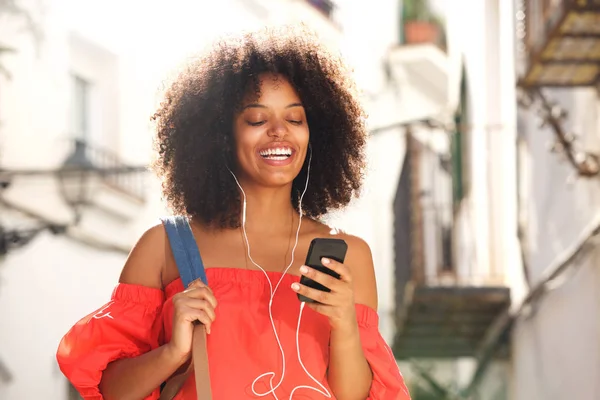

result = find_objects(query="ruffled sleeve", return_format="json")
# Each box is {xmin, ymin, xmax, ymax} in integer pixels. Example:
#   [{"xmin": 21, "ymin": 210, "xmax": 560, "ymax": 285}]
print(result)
[
  {"xmin": 56, "ymin": 283, "xmax": 165, "ymax": 400},
  {"xmin": 356, "ymin": 304, "xmax": 412, "ymax": 400}
]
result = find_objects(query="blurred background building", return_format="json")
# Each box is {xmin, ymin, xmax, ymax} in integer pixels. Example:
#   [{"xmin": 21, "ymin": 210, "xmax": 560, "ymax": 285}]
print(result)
[
  {"xmin": 0, "ymin": 0, "xmax": 599, "ymax": 399},
  {"xmin": 391, "ymin": 1, "xmax": 600, "ymax": 399}
]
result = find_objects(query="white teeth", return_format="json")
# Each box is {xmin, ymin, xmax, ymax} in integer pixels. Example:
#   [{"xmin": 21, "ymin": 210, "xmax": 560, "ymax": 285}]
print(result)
[
  {"xmin": 265, "ymin": 155, "xmax": 288, "ymax": 160},
  {"xmin": 259, "ymin": 147, "xmax": 293, "ymax": 158}
]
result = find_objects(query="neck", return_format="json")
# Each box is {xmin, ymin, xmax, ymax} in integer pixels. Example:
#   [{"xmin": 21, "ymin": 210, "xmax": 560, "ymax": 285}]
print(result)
[{"xmin": 237, "ymin": 183, "xmax": 300, "ymax": 235}]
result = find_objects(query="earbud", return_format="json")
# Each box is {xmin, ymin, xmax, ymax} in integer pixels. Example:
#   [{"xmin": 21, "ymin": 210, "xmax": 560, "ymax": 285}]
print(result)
[{"xmin": 229, "ymin": 147, "xmax": 330, "ymax": 399}]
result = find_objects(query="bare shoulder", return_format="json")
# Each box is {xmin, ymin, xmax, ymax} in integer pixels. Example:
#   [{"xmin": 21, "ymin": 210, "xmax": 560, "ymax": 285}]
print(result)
[
  {"xmin": 118, "ymin": 221, "xmax": 167, "ymax": 290},
  {"xmin": 310, "ymin": 220, "xmax": 378, "ymax": 310}
]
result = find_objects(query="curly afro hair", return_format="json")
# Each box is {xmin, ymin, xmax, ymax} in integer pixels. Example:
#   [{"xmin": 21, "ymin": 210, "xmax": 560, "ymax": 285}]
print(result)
[{"xmin": 151, "ymin": 25, "xmax": 367, "ymax": 228}]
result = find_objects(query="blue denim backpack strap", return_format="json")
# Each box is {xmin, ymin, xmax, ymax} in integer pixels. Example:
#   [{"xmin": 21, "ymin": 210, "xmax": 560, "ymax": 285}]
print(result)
[
  {"xmin": 159, "ymin": 216, "xmax": 212, "ymax": 400},
  {"xmin": 160, "ymin": 215, "xmax": 208, "ymax": 287}
]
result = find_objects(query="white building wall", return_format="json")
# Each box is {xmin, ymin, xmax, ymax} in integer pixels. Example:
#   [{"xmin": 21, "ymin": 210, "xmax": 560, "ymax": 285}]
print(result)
[
  {"xmin": 432, "ymin": 0, "xmax": 525, "ymax": 397},
  {"xmin": 67, "ymin": 32, "xmax": 120, "ymax": 151},
  {"xmin": 446, "ymin": 0, "xmax": 493, "ymax": 285},
  {"xmin": 511, "ymin": 87, "xmax": 600, "ymax": 400},
  {"xmin": 0, "ymin": 233, "xmax": 126, "ymax": 400},
  {"xmin": 445, "ymin": 0, "xmax": 600, "ymax": 399},
  {"xmin": 0, "ymin": 2, "xmax": 71, "ymax": 170},
  {"xmin": 0, "ymin": 4, "xmax": 133, "ymax": 398},
  {"xmin": 445, "ymin": 0, "xmax": 525, "ymax": 289}
]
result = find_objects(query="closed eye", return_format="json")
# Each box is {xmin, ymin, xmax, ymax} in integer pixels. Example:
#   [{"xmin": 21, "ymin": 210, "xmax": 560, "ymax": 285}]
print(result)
[
  {"xmin": 247, "ymin": 121, "xmax": 266, "ymax": 127},
  {"xmin": 288, "ymin": 120, "xmax": 303, "ymax": 125}
]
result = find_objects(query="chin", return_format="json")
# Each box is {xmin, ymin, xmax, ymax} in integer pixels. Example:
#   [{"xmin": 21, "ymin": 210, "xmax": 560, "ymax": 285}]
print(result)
[
  {"xmin": 254, "ymin": 153, "xmax": 305, "ymax": 188},
  {"xmin": 260, "ymin": 171, "xmax": 299, "ymax": 188}
]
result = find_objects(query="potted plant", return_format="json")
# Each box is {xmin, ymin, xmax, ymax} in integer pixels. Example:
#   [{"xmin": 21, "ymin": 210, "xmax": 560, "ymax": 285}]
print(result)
[{"xmin": 401, "ymin": 0, "xmax": 440, "ymax": 45}]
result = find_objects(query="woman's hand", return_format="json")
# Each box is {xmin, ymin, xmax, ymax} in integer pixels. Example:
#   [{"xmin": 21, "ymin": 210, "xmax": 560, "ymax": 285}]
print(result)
[
  {"xmin": 166, "ymin": 279, "xmax": 217, "ymax": 360},
  {"xmin": 292, "ymin": 257, "xmax": 358, "ymax": 333}
]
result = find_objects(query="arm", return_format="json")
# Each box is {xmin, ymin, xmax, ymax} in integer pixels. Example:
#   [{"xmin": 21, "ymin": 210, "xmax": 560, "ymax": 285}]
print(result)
[
  {"xmin": 99, "ymin": 224, "xmax": 217, "ymax": 400},
  {"xmin": 327, "ymin": 236, "xmax": 377, "ymax": 400},
  {"xmin": 293, "ymin": 234, "xmax": 377, "ymax": 400},
  {"xmin": 100, "ymin": 345, "xmax": 188, "ymax": 400},
  {"xmin": 98, "ymin": 224, "xmax": 185, "ymax": 400}
]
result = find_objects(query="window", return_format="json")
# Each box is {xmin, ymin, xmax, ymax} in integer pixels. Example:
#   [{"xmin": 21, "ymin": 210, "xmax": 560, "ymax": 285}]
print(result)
[
  {"xmin": 71, "ymin": 74, "xmax": 91, "ymax": 141},
  {"xmin": 307, "ymin": 0, "xmax": 335, "ymax": 19}
]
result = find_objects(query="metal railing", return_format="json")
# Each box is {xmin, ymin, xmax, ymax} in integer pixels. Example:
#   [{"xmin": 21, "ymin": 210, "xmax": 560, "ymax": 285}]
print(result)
[
  {"xmin": 65, "ymin": 139, "xmax": 147, "ymax": 201},
  {"xmin": 412, "ymin": 134, "xmax": 454, "ymax": 285},
  {"xmin": 394, "ymin": 133, "xmax": 455, "ymax": 304},
  {"xmin": 395, "ymin": 132, "xmax": 505, "ymax": 304},
  {"xmin": 420, "ymin": 203, "xmax": 454, "ymax": 278}
]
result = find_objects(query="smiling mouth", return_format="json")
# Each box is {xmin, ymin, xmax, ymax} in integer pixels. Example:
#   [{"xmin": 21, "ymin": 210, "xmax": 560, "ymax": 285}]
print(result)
[{"xmin": 259, "ymin": 147, "xmax": 293, "ymax": 161}]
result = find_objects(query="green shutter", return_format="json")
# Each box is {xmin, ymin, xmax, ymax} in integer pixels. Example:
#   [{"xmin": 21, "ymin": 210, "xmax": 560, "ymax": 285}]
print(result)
[
  {"xmin": 451, "ymin": 65, "xmax": 468, "ymax": 207},
  {"xmin": 451, "ymin": 114, "xmax": 464, "ymax": 205}
]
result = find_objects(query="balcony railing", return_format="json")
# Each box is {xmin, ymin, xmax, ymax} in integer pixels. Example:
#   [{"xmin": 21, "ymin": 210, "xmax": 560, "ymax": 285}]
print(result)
[
  {"xmin": 519, "ymin": 0, "xmax": 600, "ymax": 87},
  {"xmin": 398, "ymin": 131, "xmax": 454, "ymax": 283},
  {"xmin": 62, "ymin": 139, "xmax": 147, "ymax": 202},
  {"xmin": 392, "ymin": 132, "xmax": 510, "ymax": 359}
]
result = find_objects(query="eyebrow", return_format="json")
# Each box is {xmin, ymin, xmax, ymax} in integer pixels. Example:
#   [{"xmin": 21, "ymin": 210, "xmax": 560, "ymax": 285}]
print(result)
[{"xmin": 242, "ymin": 102, "xmax": 304, "ymax": 110}]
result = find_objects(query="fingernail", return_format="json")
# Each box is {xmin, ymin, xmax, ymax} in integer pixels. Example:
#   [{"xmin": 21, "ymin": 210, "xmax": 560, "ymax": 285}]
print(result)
[
  {"xmin": 300, "ymin": 265, "xmax": 309, "ymax": 274},
  {"xmin": 322, "ymin": 257, "xmax": 330, "ymax": 265},
  {"xmin": 291, "ymin": 283, "xmax": 300, "ymax": 291}
]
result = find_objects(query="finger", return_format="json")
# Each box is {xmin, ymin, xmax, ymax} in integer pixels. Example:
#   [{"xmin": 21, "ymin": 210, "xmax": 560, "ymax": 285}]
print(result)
[
  {"xmin": 291, "ymin": 282, "xmax": 332, "ymax": 305},
  {"xmin": 305, "ymin": 301, "xmax": 334, "ymax": 317},
  {"xmin": 184, "ymin": 308, "xmax": 213, "ymax": 334},
  {"xmin": 182, "ymin": 298, "xmax": 216, "ymax": 321},
  {"xmin": 321, "ymin": 258, "xmax": 352, "ymax": 283},
  {"xmin": 183, "ymin": 287, "xmax": 218, "ymax": 308},
  {"xmin": 300, "ymin": 265, "xmax": 340, "ymax": 292},
  {"xmin": 187, "ymin": 278, "xmax": 213, "ymax": 293}
]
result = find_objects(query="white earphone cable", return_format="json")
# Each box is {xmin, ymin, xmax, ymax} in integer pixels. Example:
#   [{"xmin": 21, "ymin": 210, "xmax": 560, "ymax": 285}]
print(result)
[{"xmin": 229, "ymin": 148, "xmax": 330, "ymax": 399}]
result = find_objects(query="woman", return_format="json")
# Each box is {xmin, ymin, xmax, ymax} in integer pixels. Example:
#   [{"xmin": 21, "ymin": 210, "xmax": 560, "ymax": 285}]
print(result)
[{"xmin": 57, "ymin": 26, "xmax": 410, "ymax": 400}]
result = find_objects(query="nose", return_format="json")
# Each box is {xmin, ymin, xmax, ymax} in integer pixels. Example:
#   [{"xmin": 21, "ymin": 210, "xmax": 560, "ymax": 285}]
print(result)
[{"xmin": 267, "ymin": 119, "xmax": 287, "ymax": 138}]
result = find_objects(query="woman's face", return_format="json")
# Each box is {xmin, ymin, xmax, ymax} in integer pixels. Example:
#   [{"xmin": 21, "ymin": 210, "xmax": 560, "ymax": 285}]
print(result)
[{"xmin": 233, "ymin": 73, "xmax": 309, "ymax": 188}]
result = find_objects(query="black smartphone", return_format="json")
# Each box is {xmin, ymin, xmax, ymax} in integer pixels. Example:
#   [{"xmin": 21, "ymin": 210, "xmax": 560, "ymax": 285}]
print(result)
[{"xmin": 297, "ymin": 238, "xmax": 348, "ymax": 303}]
